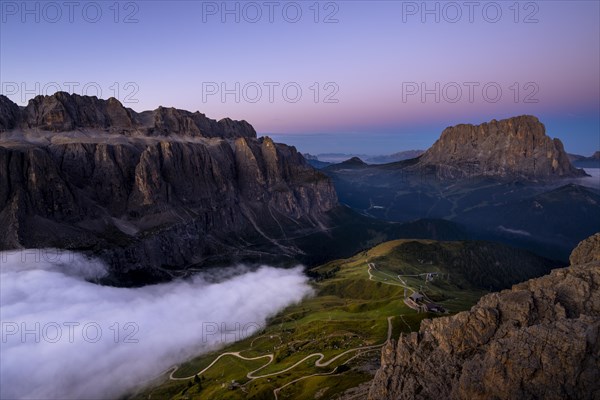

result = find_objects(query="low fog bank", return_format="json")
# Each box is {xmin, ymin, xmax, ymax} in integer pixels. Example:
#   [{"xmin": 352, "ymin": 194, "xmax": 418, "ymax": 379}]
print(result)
[
  {"xmin": 0, "ymin": 249, "xmax": 312, "ymax": 399},
  {"xmin": 579, "ymin": 168, "xmax": 600, "ymax": 189}
]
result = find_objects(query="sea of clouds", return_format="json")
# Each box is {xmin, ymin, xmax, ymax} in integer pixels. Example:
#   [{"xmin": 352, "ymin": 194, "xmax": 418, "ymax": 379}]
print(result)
[
  {"xmin": 580, "ymin": 168, "xmax": 600, "ymax": 189},
  {"xmin": 0, "ymin": 249, "xmax": 312, "ymax": 399}
]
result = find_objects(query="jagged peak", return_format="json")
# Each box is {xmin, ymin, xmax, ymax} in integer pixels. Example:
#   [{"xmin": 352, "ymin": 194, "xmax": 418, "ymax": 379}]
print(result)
[{"xmin": 0, "ymin": 92, "xmax": 256, "ymax": 139}]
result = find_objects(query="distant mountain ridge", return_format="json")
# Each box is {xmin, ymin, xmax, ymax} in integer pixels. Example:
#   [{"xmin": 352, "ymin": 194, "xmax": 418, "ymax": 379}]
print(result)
[
  {"xmin": 325, "ymin": 156, "xmax": 369, "ymax": 171},
  {"xmin": 302, "ymin": 153, "xmax": 332, "ymax": 169},
  {"xmin": 569, "ymin": 151, "xmax": 600, "ymax": 169},
  {"xmin": 303, "ymin": 151, "xmax": 425, "ymax": 165},
  {"xmin": 366, "ymin": 150, "xmax": 425, "ymax": 164}
]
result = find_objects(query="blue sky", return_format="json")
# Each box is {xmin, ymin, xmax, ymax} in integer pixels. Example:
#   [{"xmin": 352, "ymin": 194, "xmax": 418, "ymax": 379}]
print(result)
[{"xmin": 1, "ymin": 1, "xmax": 598, "ymax": 155}]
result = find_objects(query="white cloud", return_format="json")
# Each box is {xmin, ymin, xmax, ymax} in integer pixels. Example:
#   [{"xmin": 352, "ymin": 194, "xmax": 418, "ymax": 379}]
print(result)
[
  {"xmin": 497, "ymin": 225, "xmax": 531, "ymax": 237},
  {"xmin": 0, "ymin": 249, "xmax": 312, "ymax": 399}
]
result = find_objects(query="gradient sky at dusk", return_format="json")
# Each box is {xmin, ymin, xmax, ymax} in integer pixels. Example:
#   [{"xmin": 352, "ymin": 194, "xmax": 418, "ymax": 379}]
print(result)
[{"xmin": 1, "ymin": 1, "xmax": 598, "ymax": 155}]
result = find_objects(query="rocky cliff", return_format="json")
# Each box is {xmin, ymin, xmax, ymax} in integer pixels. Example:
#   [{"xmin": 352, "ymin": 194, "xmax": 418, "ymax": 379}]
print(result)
[
  {"xmin": 415, "ymin": 115, "xmax": 586, "ymax": 180},
  {"xmin": 0, "ymin": 92, "xmax": 256, "ymax": 138},
  {"xmin": 570, "ymin": 233, "xmax": 600, "ymax": 265},
  {"xmin": 0, "ymin": 93, "xmax": 337, "ymax": 284},
  {"xmin": 368, "ymin": 233, "xmax": 600, "ymax": 400}
]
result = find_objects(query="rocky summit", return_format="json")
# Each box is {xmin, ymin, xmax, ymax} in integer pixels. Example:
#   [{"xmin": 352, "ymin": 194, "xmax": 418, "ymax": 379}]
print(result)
[
  {"xmin": 415, "ymin": 115, "xmax": 586, "ymax": 180},
  {"xmin": 0, "ymin": 93, "xmax": 338, "ymax": 284},
  {"xmin": 368, "ymin": 233, "xmax": 600, "ymax": 400},
  {"xmin": 0, "ymin": 92, "xmax": 256, "ymax": 138}
]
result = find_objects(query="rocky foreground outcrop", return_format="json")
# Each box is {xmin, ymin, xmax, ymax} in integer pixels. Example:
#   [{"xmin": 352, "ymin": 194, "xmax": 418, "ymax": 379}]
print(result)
[
  {"xmin": 415, "ymin": 115, "xmax": 586, "ymax": 180},
  {"xmin": 368, "ymin": 233, "xmax": 600, "ymax": 400},
  {"xmin": 570, "ymin": 233, "xmax": 600, "ymax": 266},
  {"xmin": 0, "ymin": 93, "xmax": 337, "ymax": 284}
]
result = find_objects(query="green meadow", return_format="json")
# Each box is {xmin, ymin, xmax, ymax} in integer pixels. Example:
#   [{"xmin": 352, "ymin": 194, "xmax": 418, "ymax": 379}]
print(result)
[{"xmin": 132, "ymin": 239, "xmax": 502, "ymax": 400}]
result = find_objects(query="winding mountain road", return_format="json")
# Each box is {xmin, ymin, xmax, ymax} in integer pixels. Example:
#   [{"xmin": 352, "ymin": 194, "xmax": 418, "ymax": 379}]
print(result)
[
  {"xmin": 164, "ymin": 316, "xmax": 394, "ymax": 399},
  {"xmin": 160, "ymin": 264, "xmax": 404, "ymax": 399}
]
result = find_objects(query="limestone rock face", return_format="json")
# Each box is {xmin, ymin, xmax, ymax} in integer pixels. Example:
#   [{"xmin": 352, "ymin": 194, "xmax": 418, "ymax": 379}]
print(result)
[
  {"xmin": 21, "ymin": 92, "xmax": 136, "ymax": 131},
  {"xmin": 149, "ymin": 108, "xmax": 256, "ymax": 139},
  {"xmin": 416, "ymin": 115, "xmax": 586, "ymax": 180},
  {"xmin": 368, "ymin": 233, "xmax": 600, "ymax": 400},
  {"xmin": 0, "ymin": 93, "xmax": 337, "ymax": 284},
  {"xmin": 570, "ymin": 233, "xmax": 600, "ymax": 265},
  {"xmin": 0, "ymin": 95, "xmax": 21, "ymax": 131},
  {"xmin": 0, "ymin": 92, "xmax": 256, "ymax": 139}
]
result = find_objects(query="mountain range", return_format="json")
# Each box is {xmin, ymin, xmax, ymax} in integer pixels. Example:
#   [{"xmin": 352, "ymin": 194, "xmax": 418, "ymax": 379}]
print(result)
[
  {"xmin": 303, "ymin": 150, "xmax": 425, "ymax": 167},
  {"xmin": 2, "ymin": 96, "xmax": 596, "ymax": 280},
  {"xmin": 322, "ymin": 115, "xmax": 597, "ymax": 261},
  {"xmin": 569, "ymin": 151, "xmax": 600, "ymax": 168},
  {"xmin": 0, "ymin": 93, "xmax": 341, "ymax": 284},
  {"xmin": 0, "ymin": 93, "xmax": 475, "ymax": 285},
  {"xmin": 2, "ymin": 93, "xmax": 598, "ymax": 399}
]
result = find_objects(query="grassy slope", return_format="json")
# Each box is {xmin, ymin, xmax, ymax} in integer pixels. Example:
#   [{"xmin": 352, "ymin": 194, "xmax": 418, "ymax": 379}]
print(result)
[{"xmin": 131, "ymin": 239, "xmax": 554, "ymax": 400}]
